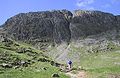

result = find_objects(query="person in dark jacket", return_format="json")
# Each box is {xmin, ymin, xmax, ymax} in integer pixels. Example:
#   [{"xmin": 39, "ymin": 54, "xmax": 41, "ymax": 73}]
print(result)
[{"xmin": 68, "ymin": 60, "xmax": 72, "ymax": 70}]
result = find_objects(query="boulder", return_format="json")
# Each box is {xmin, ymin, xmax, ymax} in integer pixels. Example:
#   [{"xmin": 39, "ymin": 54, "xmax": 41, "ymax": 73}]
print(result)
[
  {"xmin": 0, "ymin": 63, "xmax": 12, "ymax": 68},
  {"xmin": 52, "ymin": 73, "xmax": 60, "ymax": 78}
]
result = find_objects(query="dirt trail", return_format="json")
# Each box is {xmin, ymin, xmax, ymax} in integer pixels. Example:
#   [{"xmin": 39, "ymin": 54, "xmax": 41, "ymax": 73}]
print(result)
[
  {"xmin": 77, "ymin": 71, "xmax": 86, "ymax": 78},
  {"xmin": 66, "ymin": 71, "xmax": 87, "ymax": 78}
]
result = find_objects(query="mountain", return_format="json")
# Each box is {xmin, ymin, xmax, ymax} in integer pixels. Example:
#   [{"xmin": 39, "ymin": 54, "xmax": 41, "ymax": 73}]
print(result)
[
  {"xmin": 3, "ymin": 10, "xmax": 72, "ymax": 45},
  {"xmin": 1, "ymin": 10, "xmax": 120, "ymax": 78},
  {"xmin": 1, "ymin": 9, "xmax": 120, "ymax": 62},
  {"xmin": 2, "ymin": 10, "xmax": 120, "ymax": 47}
]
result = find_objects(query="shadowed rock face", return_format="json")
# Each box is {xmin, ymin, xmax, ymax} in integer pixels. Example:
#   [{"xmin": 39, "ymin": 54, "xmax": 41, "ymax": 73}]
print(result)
[
  {"xmin": 2, "ymin": 10, "xmax": 120, "ymax": 45},
  {"xmin": 3, "ymin": 10, "xmax": 73, "ymax": 44},
  {"xmin": 70, "ymin": 10, "xmax": 117, "ymax": 40},
  {"xmin": 116, "ymin": 15, "xmax": 120, "ymax": 29}
]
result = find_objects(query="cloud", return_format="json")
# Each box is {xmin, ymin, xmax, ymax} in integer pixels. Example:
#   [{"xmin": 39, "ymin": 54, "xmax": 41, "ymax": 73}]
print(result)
[{"xmin": 76, "ymin": 0, "xmax": 95, "ymax": 10}]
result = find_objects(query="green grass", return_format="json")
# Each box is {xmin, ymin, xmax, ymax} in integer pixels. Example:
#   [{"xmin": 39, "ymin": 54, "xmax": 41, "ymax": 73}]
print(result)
[
  {"xmin": 77, "ymin": 50, "xmax": 120, "ymax": 78},
  {"xmin": 1, "ymin": 38, "xmax": 120, "ymax": 78},
  {"xmin": 0, "ymin": 40, "xmax": 69, "ymax": 78},
  {"xmin": 68, "ymin": 42, "xmax": 120, "ymax": 78},
  {"xmin": 0, "ymin": 62, "xmax": 69, "ymax": 78}
]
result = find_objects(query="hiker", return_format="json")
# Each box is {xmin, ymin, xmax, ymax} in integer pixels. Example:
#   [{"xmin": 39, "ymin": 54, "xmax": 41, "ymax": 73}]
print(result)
[{"xmin": 68, "ymin": 60, "xmax": 72, "ymax": 70}]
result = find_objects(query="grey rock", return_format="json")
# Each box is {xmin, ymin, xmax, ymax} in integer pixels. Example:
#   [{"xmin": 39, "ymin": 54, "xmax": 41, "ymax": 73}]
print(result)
[
  {"xmin": 116, "ymin": 15, "xmax": 120, "ymax": 29},
  {"xmin": 52, "ymin": 73, "xmax": 60, "ymax": 77},
  {"xmin": 3, "ymin": 10, "xmax": 72, "ymax": 45},
  {"xmin": 70, "ymin": 10, "xmax": 117, "ymax": 40},
  {"xmin": 1, "ymin": 10, "xmax": 120, "ymax": 47},
  {"xmin": 0, "ymin": 63, "xmax": 12, "ymax": 68}
]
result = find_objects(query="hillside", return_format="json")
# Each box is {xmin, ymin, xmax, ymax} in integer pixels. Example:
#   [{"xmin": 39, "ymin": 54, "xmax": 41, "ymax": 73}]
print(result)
[{"xmin": 0, "ymin": 37, "xmax": 69, "ymax": 78}]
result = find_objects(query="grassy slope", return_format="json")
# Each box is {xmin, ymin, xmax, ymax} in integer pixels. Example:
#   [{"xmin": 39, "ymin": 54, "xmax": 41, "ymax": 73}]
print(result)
[
  {"xmin": 0, "ymin": 62, "xmax": 68, "ymax": 78},
  {"xmin": 70, "ymin": 42, "xmax": 120, "ymax": 78},
  {"xmin": 80, "ymin": 52, "xmax": 120, "ymax": 78},
  {"xmin": 1, "ymin": 38, "xmax": 120, "ymax": 78},
  {"xmin": 0, "ymin": 40, "xmax": 69, "ymax": 78}
]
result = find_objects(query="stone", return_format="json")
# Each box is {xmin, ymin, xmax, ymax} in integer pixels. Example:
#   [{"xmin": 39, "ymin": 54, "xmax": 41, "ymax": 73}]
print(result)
[
  {"xmin": 1, "ymin": 63, "xmax": 12, "ymax": 68},
  {"xmin": 52, "ymin": 73, "xmax": 60, "ymax": 77},
  {"xmin": 38, "ymin": 58, "xmax": 50, "ymax": 62}
]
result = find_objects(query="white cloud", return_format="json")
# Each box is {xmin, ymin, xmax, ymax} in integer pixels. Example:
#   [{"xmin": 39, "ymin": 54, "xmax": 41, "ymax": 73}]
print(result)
[{"xmin": 76, "ymin": 0, "xmax": 95, "ymax": 10}]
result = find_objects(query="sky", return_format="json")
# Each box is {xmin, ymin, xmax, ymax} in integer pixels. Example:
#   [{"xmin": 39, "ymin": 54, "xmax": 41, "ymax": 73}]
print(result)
[{"xmin": 0, "ymin": 0, "xmax": 120, "ymax": 25}]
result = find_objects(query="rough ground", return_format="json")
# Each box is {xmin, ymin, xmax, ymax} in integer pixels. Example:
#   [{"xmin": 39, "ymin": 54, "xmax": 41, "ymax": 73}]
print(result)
[{"xmin": 66, "ymin": 71, "xmax": 87, "ymax": 78}]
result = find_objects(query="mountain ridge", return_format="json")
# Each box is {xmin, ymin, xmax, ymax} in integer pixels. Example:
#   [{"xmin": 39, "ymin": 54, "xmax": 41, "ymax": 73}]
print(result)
[{"xmin": 1, "ymin": 10, "xmax": 120, "ymax": 49}]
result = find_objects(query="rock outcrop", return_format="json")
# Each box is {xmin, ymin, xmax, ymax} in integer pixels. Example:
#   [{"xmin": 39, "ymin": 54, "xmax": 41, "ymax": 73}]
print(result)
[{"xmin": 1, "ymin": 10, "xmax": 120, "ymax": 46}]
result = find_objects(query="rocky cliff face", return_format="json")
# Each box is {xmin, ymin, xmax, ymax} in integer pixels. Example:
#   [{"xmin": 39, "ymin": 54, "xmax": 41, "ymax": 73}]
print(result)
[
  {"xmin": 2, "ymin": 10, "xmax": 120, "ymax": 47},
  {"xmin": 3, "ymin": 10, "xmax": 72, "ymax": 45},
  {"xmin": 116, "ymin": 15, "xmax": 120, "ymax": 29},
  {"xmin": 70, "ymin": 10, "xmax": 117, "ymax": 40}
]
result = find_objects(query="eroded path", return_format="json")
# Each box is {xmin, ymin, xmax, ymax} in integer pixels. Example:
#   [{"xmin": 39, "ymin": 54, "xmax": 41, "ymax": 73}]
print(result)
[{"xmin": 66, "ymin": 71, "xmax": 87, "ymax": 78}]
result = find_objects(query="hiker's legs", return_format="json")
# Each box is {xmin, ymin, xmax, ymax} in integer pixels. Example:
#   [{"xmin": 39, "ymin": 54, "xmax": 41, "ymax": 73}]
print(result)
[
  {"xmin": 70, "ymin": 64, "xmax": 71, "ymax": 69},
  {"xmin": 68, "ymin": 64, "xmax": 72, "ymax": 70}
]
